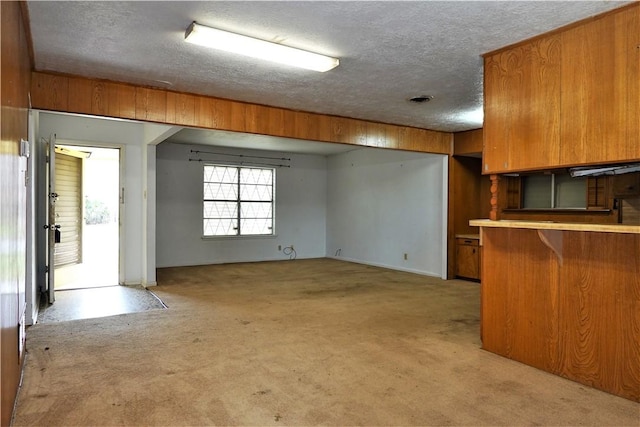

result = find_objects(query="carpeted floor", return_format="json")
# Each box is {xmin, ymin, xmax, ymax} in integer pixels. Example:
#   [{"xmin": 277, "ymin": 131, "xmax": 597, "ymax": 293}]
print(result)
[{"xmin": 12, "ymin": 259, "xmax": 640, "ymax": 426}]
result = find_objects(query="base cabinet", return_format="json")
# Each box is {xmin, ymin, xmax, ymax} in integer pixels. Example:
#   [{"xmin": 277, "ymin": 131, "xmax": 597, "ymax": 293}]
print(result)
[
  {"xmin": 480, "ymin": 227, "xmax": 640, "ymax": 402},
  {"xmin": 456, "ymin": 237, "xmax": 480, "ymax": 280}
]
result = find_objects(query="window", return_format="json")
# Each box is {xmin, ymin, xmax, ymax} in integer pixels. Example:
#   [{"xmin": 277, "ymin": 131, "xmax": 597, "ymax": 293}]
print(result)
[
  {"xmin": 203, "ymin": 165, "xmax": 274, "ymax": 236},
  {"xmin": 522, "ymin": 173, "xmax": 587, "ymax": 209}
]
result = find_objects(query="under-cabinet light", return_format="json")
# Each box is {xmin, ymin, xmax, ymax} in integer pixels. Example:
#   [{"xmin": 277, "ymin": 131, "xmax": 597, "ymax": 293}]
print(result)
[
  {"xmin": 185, "ymin": 22, "xmax": 339, "ymax": 72},
  {"xmin": 569, "ymin": 163, "xmax": 640, "ymax": 177}
]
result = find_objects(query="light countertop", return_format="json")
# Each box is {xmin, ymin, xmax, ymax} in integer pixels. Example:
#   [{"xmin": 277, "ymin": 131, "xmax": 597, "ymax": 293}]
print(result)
[
  {"xmin": 455, "ymin": 234, "xmax": 480, "ymax": 240},
  {"xmin": 469, "ymin": 219, "xmax": 640, "ymax": 234}
]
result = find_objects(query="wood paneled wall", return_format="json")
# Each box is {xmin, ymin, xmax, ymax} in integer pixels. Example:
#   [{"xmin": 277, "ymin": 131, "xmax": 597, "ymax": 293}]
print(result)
[
  {"xmin": 1, "ymin": 2, "xmax": 32, "ymax": 425},
  {"xmin": 30, "ymin": 72, "xmax": 453, "ymax": 155},
  {"xmin": 453, "ymin": 128, "xmax": 483, "ymax": 156},
  {"xmin": 448, "ymin": 129, "xmax": 491, "ymax": 278},
  {"xmin": 481, "ymin": 227, "xmax": 640, "ymax": 402}
]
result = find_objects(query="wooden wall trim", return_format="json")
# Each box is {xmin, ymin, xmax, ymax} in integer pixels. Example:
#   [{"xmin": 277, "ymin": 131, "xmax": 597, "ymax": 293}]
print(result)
[{"xmin": 30, "ymin": 71, "xmax": 453, "ymax": 155}]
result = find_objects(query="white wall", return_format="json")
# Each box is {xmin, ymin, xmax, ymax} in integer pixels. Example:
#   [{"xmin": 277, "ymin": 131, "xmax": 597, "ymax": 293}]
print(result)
[
  {"xmin": 34, "ymin": 111, "xmax": 448, "ymax": 283},
  {"xmin": 326, "ymin": 148, "xmax": 447, "ymax": 277},
  {"xmin": 156, "ymin": 142, "xmax": 328, "ymax": 267}
]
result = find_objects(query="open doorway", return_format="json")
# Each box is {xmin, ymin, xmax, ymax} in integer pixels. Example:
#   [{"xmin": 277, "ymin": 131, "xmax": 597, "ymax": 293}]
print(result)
[{"xmin": 54, "ymin": 145, "xmax": 120, "ymax": 290}]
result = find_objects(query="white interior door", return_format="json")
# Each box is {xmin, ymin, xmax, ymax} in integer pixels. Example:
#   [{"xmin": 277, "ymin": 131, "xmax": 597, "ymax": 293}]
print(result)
[{"xmin": 45, "ymin": 134, "xmax": 58, "ymax": 303}]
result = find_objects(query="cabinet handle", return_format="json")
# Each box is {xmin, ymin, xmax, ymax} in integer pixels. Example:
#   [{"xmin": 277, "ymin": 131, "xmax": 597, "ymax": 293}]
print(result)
[
  {"xmin": 472, "ymin": 249, "xmax": 476, "ymax": 254},
  {"xmin": 464, "ymin": 240, "xmax": 473, "ymax": 244}
]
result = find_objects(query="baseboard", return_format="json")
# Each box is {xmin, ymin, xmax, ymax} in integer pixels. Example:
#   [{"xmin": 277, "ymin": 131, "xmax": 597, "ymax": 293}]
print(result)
[
  {"xmin": 326, "ymin": 256, "xmax": 440, "ymax": 278},
  {"xmin": 123, "ymin": 281, "xmax": 141, "ymax": 286},
  {"xmin": 155, "ymin": 255, "xmax": 320, "ymax": 269}
]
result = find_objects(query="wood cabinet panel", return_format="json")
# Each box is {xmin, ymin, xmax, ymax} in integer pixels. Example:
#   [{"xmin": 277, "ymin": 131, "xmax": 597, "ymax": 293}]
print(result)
[
  {"xmin": 483, "ymin": 34, "xmax": 561, "ymax": 173},
  {"xmin": 560, "ymin": 6, "xmax": 640, "ymax": 165},
  {"xmin": 480, "ymin": 226, "xmax": 640, "ymax": 401},
  {"xmin": 612, "ymin": 173, "xmax": 640, "ymax": 198},
  {"xmin": 456, "ymin": 238, "xmax": 480, "ymax": 280},
  {"xmin": 557, "ymin": 232, "xmax": 640, "ymax": 401},
  {"xmin": 620, "ymin": 6, "xmax": 640, "ymax": 160},
  {"xmin": 483, "ymin": 3, "xmax": 640, "ymax": 174},
  {"xmin": 31, "ymin": 72, "xmax": 452, "ymax": 154},
  {"xmin": 481, "ymin": 229, "xmax": 560, "ymax": 372}
]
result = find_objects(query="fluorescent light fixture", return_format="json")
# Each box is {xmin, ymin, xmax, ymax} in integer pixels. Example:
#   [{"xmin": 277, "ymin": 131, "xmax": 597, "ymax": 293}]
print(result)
[
  {"xmin": 569, "ymin": 163, "xmax": 640, "ymax": 177},
  {"xmin": 185, "ymin": 22, "xmax": 339, "ymax": 72}
]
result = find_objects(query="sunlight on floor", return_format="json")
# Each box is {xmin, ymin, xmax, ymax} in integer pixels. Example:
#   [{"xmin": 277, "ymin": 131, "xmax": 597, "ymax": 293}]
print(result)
[
  {"xmin": 38, "ymin": 286, "xmax": 166, "ymax": 323},
  {"xmin": 55, "ymin": 223, "xmax": 119, "ymax": 290}
]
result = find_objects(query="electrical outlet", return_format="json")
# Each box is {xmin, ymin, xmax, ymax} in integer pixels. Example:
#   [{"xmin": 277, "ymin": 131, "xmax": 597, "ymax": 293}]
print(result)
[{"xmin": 404, "ymin": 253, "xmax": 408, "ymax": 260}]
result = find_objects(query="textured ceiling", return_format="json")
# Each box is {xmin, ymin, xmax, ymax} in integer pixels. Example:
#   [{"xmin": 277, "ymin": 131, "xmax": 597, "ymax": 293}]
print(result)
[{"xmin": 27, "ymin": 1, "xmax": 630, "ymax": 133}]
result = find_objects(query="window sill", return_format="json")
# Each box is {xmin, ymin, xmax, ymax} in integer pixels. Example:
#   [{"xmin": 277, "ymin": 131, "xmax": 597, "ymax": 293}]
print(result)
[{"xmin": 201, "ymin": 234, "xmax": 277, "ymax": 241}]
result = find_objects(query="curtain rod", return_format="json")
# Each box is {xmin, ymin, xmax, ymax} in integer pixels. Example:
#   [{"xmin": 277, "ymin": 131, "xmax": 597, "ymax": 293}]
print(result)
[
  {"xmin": 188, "ymin": 158, "xmax": 290, "ymax": 168},
  {"xmin": 190, "ymin": 149, "xmax": 290, "ymax": 162}
]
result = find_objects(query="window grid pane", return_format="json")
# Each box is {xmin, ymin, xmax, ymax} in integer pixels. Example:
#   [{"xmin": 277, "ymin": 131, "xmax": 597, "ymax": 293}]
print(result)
[
  {"xmin": 522, "ymin": 175, "xmax": 553, "ymax": 208},
  {"xmin": 555, "ymin": 175, "xmax": 587, "ymax": 208},
  {"xmin": 522, "ymin": 173, "xmax": 586, "ymax": 209},
  {"xmin": 203, "ymin": 165, "xmax": 274, "ymax": 236}
]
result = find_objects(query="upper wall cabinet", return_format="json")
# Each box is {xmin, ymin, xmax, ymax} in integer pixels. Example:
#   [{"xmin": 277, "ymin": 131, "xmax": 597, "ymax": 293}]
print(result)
[
  {"xmin": 560, "ymin": 5, "xmax": 640, "ymax": 165},
  {"xmin": 483, "ymin": 4, "xmax": 640, "ymax": 174},
  {"xmin": 484, "ymin": 34, "xmax": 561, "ymax": 172}
]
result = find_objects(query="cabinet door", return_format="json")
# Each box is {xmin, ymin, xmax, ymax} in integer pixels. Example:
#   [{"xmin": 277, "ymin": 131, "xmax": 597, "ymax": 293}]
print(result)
[
  {"xmin": 612, "ymin": 173, "xmax": 640, "ymax": 198},
  {"xmin": 560, "ymin": 5, "xmax": 640, "ymax": 165},
  {"xmin": 456, "ymin": 239, "xmax": 479, "ymax": 279},
  {"xmin": 483, "ymin": 34, "xmax": 561, "ymax": 174}
]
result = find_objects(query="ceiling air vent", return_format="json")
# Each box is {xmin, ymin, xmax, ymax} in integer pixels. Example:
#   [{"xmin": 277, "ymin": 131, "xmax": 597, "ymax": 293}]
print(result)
[{"xmin": 408, "ymin": 95, "xmax": 433, "ymax": 103}]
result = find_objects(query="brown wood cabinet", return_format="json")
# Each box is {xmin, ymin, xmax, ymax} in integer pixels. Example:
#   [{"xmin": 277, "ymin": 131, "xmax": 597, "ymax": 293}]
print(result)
[
  {"xmin": 479, "ymin": 225, "xmax": 640, "ymax": 402},
  {"xmin": 560, "ymin": 5, "xmax": 640, "ymax": 165},
  {"xmin": 455, "ymin": 236, "xmax": 480, "ymax": 280},
  {"xmin": 483, "ymin": 3, "xmax": 640, "ymax": 174},
  {"xmin": 612, "ymin": 173, "xmax": 640, "ymax": 198},
  {"xmin": 484, "ymin": 34, "xmax": 561, "ymax": 173}
]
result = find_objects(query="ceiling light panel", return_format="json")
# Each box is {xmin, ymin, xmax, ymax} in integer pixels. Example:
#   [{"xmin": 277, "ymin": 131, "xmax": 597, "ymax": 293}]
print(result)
[{"xmin": 185, "ymin": 22, "xmax": 339, "ymax": 72}]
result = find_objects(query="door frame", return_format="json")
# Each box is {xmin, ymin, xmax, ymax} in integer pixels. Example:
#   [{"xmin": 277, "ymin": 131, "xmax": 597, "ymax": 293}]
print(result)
[
  {"xmin": 36, "ymin": 140, "xmax": 125, "ymax": 303},
  {"xmin": 56, "ymin": 141, "xmax": 125, "ymax": 287}
]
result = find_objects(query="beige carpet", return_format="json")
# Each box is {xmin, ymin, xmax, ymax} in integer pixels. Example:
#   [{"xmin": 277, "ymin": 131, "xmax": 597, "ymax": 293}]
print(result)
[{"xmin": 12, "ymin": 259, "xmax": 639, "ymax": 426}]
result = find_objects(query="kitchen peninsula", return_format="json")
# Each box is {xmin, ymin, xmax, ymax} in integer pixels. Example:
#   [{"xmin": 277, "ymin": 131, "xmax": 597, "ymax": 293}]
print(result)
[
  {"xmin": 470, "ymin": 219, "xmax": 640, "ymax": 402},
  {"xmin": 475, "ymin": 2, "xmax": 639, "ymax": 402}
]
